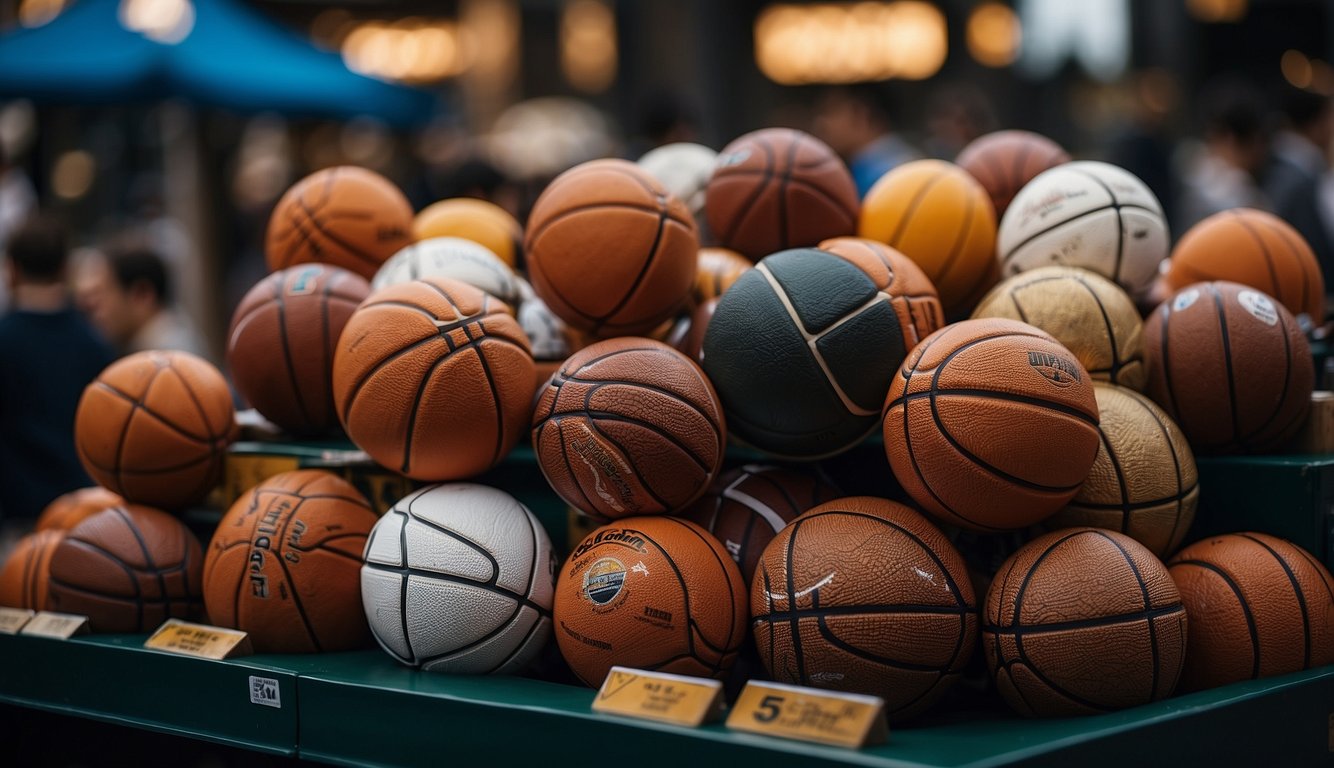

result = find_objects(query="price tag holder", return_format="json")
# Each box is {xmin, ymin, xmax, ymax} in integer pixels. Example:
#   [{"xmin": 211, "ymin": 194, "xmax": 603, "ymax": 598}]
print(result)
[
  {"xmin": 144, "ymin": 619, "xmax": 253, "ymax": 660},
  {"xmin": 19, "ymin": 611, "xmax": 90, "ymax": 639},
  {"xmin": 592, "ymin": 666, "xmax": 725, "ymax": 727},
  {"xmin": 726, "ymin": 680, "xmax": 888, "ymax": 749},
  {"xmin": 0, "ymin": 607, "xmax": 35, "ymax": 635}
]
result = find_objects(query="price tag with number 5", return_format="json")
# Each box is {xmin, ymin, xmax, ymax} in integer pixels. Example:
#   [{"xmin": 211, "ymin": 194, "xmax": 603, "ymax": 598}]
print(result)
[{"xmin": 726, "ymin": 680, "xmax": 888, "ymax": 748}]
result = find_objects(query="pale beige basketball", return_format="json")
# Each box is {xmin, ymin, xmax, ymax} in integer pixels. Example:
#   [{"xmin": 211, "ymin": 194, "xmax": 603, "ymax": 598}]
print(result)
[
  {"xmin": 972, "ymin": 266, "xmax": 1145, "ymax": 391},
  {"xmin": 1045, "ymin": 384, "xmax": 1198, "ymax": 558}
]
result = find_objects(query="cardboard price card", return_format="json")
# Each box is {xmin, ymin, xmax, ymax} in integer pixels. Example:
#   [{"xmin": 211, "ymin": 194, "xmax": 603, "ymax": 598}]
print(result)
[
  {"xmin": 0, "ymin": 607, "xmax": 35, "ymax": 635},
  {"xmin": 19, "ymin": 611, "xmax": 89, "ymax": 639},
  {"xmin": 144, "ymin": 619, "xmax": 253, "ymax": 660},
  {"xmin": 592, "ymin": 666, "xmax": 725, "ymax": 727},
  {"xmin": 726, "ymin": 680, "xmax": 888, "ymax": 749}
]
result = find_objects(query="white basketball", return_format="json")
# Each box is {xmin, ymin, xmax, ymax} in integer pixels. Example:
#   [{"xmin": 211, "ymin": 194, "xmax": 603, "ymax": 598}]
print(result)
[
  {"xmin": 997, "ymin": 161, "xmax": 1169, "ymax": 295},
  {"xmin": 638, "ymin": 142, "xmax": 717, "ymax": 223},
  {"xmin": 517, "ymin": 284, "xmax": 575, "ymax": 361},
  {"xmin": 361, "ymin": 483, "xmax": 557, "ymax": 674},
  {"xmin": 372, "ymin": 237, "xmax": 521, "ymax": 306}
]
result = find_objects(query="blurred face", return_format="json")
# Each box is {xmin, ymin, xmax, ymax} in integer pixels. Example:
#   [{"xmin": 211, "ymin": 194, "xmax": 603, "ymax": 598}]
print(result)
[
  {"xmin": 814, "ymin": 93, "xmax": 870, "ymax": 158},
  {"xmin": 73, "ymin": 254, "xmax": 135, "ymax": 345}
]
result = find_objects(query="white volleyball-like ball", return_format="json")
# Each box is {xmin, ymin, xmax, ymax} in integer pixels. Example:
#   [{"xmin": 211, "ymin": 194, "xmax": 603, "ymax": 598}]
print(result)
[
  {"xmin": 372, "ymin": 237, "xmax": 521, "ymax": 306},
  {"xmin": 638, "ymin": 142, "xmax": 717, "ymax": 224},
  {"xmin": 517, "ymin": 282, "xmax": 576, "ymax": 361}
]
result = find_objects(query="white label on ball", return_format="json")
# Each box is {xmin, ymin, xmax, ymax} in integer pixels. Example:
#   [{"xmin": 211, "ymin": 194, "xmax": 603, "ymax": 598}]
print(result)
[
  {"xmin": 1238, "ymin": 290, "xmax": 1278, "ymax": 326},
  {"xmin": 249, "ymin": 676, "xmax": 281, "ymax": 708},
  {"xmin": 1172, "ymin": 288, "xmax": 1200, "ymax": 312},
  {"xmin": 716, "ymin": 149, "xmax": 751, "ymax": 168}
]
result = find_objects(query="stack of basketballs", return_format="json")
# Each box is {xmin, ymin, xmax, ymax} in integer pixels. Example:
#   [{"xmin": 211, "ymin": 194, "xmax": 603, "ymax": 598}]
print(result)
[{"xmin": 2, "ymin": 125, "xmax": 1330, "ymax": 723}]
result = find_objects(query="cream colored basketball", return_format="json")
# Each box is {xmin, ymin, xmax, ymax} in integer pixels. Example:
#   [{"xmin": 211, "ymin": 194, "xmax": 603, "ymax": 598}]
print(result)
[
  {"xmin": 517, "ymin": 282, "xmax": 577, "ymax": 361},
  {"xmin": 372, "ymin": 237, "xmax": 521, "ymax": 306},
  {"xmin": 1045, "ymin": 384, "xmax": 1198, "ymax": 558},
  {"xmin": 638, "ymin": 142, "xmax": 717, "ymax": 225},
  {"xmin": 360, "ymin": 483, "xmax": 557, "ymax": 674},
  {"xmin": 972, "ymin": 266, "xmax": 1146, "ymax": 390},
  {"xmin": 998, "ymin": 162, "xmax": 1168, "ymax": 295}
]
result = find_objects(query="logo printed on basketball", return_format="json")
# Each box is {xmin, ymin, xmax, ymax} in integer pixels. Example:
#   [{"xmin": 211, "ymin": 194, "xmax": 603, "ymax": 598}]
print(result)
[
  {"xmin": 1172, "ymin": 288, "xmax": 1200, "ymax": 312},
  {"xmin": 1027, "ymin": 351, "xmax": 1082, "ymax": 387},
  {"xmin": 287, "ymin": 266, "xmax": 322, "ymax": 295},
  {"xmin": 570, "ymin": 527, "xmax": 649, "ymax": 559},
  {"xmin": 1019, "ymin": 188, "xmax": 1088, "ymax": 222},
  {"xmin": 568, "ymin": 423, "xmax": 638, "ymax": 515},
  {"xmin": 716, "ymin": 149, "xmax": 751, "ymax": 167},
  {"xmin": 583, "ymin": 557, "xmax": 628, "ymax": 606},
  {"xmin": 1238, "ymin": 290, "xmax": 1279, "ymax": 326}
]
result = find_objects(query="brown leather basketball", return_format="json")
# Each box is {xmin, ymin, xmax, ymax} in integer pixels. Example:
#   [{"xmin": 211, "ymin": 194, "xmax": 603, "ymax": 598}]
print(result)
[
  {"xmin": 955, "ymin": 130, "xmax": 1071, "ymax": 218},
  {"xmin": 1168, "ymin": 533, "xmax": 1334, "ymax": 692},
  {"xmin": 682, "ymin": 463, "xmax": 841, "ymax": 582},
  {"xmin": 203, "ymin": 470, "xmax": 377, "ymax": 653},
  {"xmin": 818, "ymin": 236, "xmax": 946, "ymax": 350},
  {"xmin": 673, "ymin": 298, "xmax": 717, "ymax": 364},
  {"xmin": 332, "ymin": 277, "xmax": 534, "ymax": 481},
  {"xmin": 693, "ymin": 247, "xmax": 751, "ymax": 306},
  {"xmin": 883, "ymin": 318, "xmax": 1101, "ymax": 532},
  {"xmin": 553, "ymin": 515, "xmax": 747, "ymax": 686},
  {"xmin": 752, "ymin": 496, "xmax": 977, "ymax": 721},
  {"xmin": 985, "ymin": 528, "xmax": 1187, "ymax": 717},
  {"xmin": 1145, "ymin": 281, "xmax": 1314, "ymax": 454},
  {"xmin": 1165, "ymin": 209, "xmax": 1325, "ymax": 327},
  {"xmin": 74, "ymin": 351, "xmax": 239, "ymax": 510},
  {"xmin": 532, "ymin": 338, "xmax": 725, "ymax": 518},
  {"xmin": 47, "ymin": 505, "xmax": 204, "ymax": 632},
  {"xmin": 706, "ymin": 128, "xmax": 859, "ymax": 261},
  {"xmin": 265, "ymin": 166, "xmax": 414, "ymax": 280},
  {"xmin": 526, "ymin": 159, "xmax": 699, "ymax": 337},
  {"xmin": 36, "ymin": 486, "xmax": 124, "ymax": 531},
  {"xmin": 228, "ymin": 264, "xmax": 369, "ymax": 434},
  {"xmin": 0, "ymin": 530, "xmax": 64, "ymax": 610}
]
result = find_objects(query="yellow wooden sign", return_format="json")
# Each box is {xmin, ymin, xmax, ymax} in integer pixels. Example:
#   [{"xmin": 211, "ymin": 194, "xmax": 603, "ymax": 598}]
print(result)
[
  {"xmin": 0, "ymin": 607, "xmax": 35, "ymax": 635},
  {"xmin": 19, "ymin": 611, "xmax": 90, "ymax": 639},
  {"xmin": 144, "ymin": 619, "xmax": 253, "ymax": 660},
  {"xmin": 593, "ymin": 666, "xmax": 725, "ymax": 727},
  {"xmin": 726, "ymin": 680, "xmax": 888, "ymax": 749}
]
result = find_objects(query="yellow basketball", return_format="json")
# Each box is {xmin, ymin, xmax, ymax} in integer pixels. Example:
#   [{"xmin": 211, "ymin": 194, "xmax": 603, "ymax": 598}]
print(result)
[
  {"xmin": 414, "ymin": 198, "xmax": 523, "ymax": 268},
  {"xmin": 1045, "ymin": 384, "xmax": 1198, "ymax": 558},
  {"xmin": 693, "ymin": 247, "xmax": 751, "ymax": 306},
  {"xmin": 858, "ymin": 159, "xmax": 998, "ymax": 315},
  {"xmin": 971, "ymin": 266, "xmax": 1146, "ymax": 390}
]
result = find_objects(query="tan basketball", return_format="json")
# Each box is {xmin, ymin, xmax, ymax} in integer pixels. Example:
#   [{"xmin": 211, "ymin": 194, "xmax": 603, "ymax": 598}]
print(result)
[
  {"xmin": 955, "ymin": 130, "xmax": 1071, "ymax": 218},
  {"xmin": 36, "ymin": 486, "xmax": 125, "ymax": 531},
  {"xmin": 414, "ymin": 197, "xmax": 523, "ymax": 268},
  {"xmin": 858, "ymin": 160, "xmax": 998, "ymax": 315},
  {"xmin": 985, "ymin": 528, "xmax": 1187, "ymax": 717},
  {"xmin": 0, "ymin": 530, "xmax": 64, "ymax": 609},
  {"xmin": 1045, "ymin": 384, "xmax": 1198, "ymax": 558},
  {"xmin": 752, "ymin": 497, "xmax": 977, "ymax": 721},
  {"xmin": 332, "ymin": 277, "xmax": 534, "ymax": 480},
  {"xmin": 818, "ymin": 236, "xmax": 945, "ymax": 349},
  {"xmin": 693, "ymin": 247, "xmax": 751, "ymax": 306},
  {"xmin": 1165, "ymin": 208, "xmax": 1325, "ymax": 328},
  {"xmin": 972, "ymin": 266, "xmax": 1146, "ymax": 390}
]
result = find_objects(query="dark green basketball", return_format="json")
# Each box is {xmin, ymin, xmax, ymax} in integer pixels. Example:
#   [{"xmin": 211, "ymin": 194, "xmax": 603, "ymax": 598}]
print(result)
[{"xmin": 701, "ymin": 248, "xmax": 905, "ymax": 459}]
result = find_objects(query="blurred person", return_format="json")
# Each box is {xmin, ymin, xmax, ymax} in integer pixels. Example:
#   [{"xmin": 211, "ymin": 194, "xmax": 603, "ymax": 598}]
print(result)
[
  {"xmin": 814, "ymin": 84, "xmax": 920, "ymax": 197},
  {"xmin": 1266, "ymin": 87, "xmax": 1334, "ymax": 289},
  {"xmin": 634, "ymin": 88, "xmax": 701, "ymax": 155},
  {"xmin": 922, "ymin": 83, "xmax": 997, "ymax": 161},
  {"xmin": 0, "ymin": 142, "xmax": 37, "ymax": 313},
  {"xmin": 1108, "ymin": 70, "xmax": 1180, "ymax": 227},
  {"xmin": 75, "ymin": 246, "xmax": 208, "ymax": 358},
  {"xmin": 0, "ymin": 216, "xmax": 115, "ymax": 536},
  {"xmin": 1176, "ymin": 81, "xmax": 1270, "ymax": 232}
]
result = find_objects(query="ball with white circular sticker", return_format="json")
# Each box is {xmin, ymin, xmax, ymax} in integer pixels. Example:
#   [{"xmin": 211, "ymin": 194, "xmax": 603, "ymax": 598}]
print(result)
[
  {"xmin": 1172, "ymin": 288, "xmax": 1200, "ymax": 312},
  {"xmin": 1237, "ymin": 290, "xmax": 1279, "ymax": 326}
]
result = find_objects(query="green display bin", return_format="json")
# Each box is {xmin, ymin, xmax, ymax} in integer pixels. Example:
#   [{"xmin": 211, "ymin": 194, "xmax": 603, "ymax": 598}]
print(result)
[{"xmin": 1193, "ymin": 454, "xmax": 1334, "ymax": 569}]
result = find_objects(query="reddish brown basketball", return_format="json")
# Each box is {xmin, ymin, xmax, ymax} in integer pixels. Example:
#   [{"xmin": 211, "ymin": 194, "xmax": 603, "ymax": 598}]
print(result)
[
  {"xmin": 47, "ymin": 505, "xmax": 204, "ymax": 632},
  {"xmin": 752, "ymin": 497, "xmax": 977, "ymax": 721},
  {"xmin": 74, "ymin": 351, "xmax": 239, "ymax": 510},
  {"xmin": 265, "ymin": 166, "xmax": 414, "ymax": 280},
  {"xmin": 203, "ymin": 470, "xmax": 377, "ymax": 653},
  {"xmin": 818, "ymin": 236, "xmax": 945, "ymax": 349},
  {"xmin": 682, "ymin": 464, "xmax": 841, "ymax": 583},
  {"xmin": 985, "ymin": 528, "xmax": 1187, "ymax": 717},
  {"xmin": 1165, "ymin": 209, "xmax": 1325, "ymax": 328},
  {"xmin": 706, "ymin": 128, "xmax": 859, "ymax": 261},
  {"xmin": 1145, "ymin": 281, "xmax": 1313, "ymax": 453},
  {"xmin": 553, "ymin": 516, "xmax": 747, "ymax": 686},
  {"xmin": 332, "ymin": 277, "xmax": 534, "ymax": 481},
  {"xmin": 526, "ymin": 159, "xmax": 699, "ymax": 337},
  {"xmin": 36, "ymin": 486, "xmax": 124, "ymax": 531},
  {"xmin": 673, "ymin": 298, "xmax": 717, "ymax": 363},
  {"xmin": 692, "ymin": 247, "xmax": 751, "ymax": 306},
  {"xmin": 0, "ymin": 530, "xmax": 64, "ymax": 609},
  {"xmin": 532, "ymin": 338, "xmax": 725, "ymax": 518},
  {"xmin": 955, "ymin": 130, "xmax": 1071, "ymax": 218},
  {"xmin": 1168, "ymin": 533, "xmax": 1334, "ymax": 692},
  {"xmin": 883, "ymin": 318, "xmax": 1100, "ymax": 532}
]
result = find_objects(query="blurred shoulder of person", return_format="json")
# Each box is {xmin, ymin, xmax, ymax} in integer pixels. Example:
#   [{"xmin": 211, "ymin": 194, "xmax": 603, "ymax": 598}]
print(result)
[
  {"xmin": 1176, "ymin": 80, "xmax": 1270, "ymax": 232},
  {"xmin": 74, "ymin": 245, "xmax": 208, "ymax": 358},
  {"xmin": 0, "ymin": 142, "xmax": 37, "ymax": 314},
  {"xmin": 814, "ymin": 84, "xmax": 921, "ymax": 197},
  {"xmin": 1265, "ymin": 86, "xmax": 1334, "ymax": 286}
]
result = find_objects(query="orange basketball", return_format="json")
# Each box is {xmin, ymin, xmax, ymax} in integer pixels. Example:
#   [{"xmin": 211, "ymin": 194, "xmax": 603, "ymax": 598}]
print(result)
[
  {"xmin": 36, "ymin": 486, "xmax": 124, "ymax": 531},
  {"xmin": 858, "ymin": 159, "xmax": 999, "ymax": 315},
  {"xmin": 414, "ymin": 197, "xmax": 524, "ymax": 268},
  {"xmin": 0, "ymin": 530, "xmax": 64, "ymax": 609},
  {"xmin": 705, "ymin": 128, "xmax": 859, "ymax": 260},
  {"xmin": 1168, "ymin": 533, "xmax": 1334, "ymax": 692},
  {"xmin": 526, "ymin": 159, "xmax": 699, "ymax": 337},
  {"xmin": 265, "ymin": 166, "xmax": 414, "ymax": 280},
  {"xmin": 74, "ymin": 351, "xmax": 239, "ymax": 510},
  {"xmin": 692, "ymin": 247, "xmax": 751, "ymax": 306},
  {"xmin": 532, "ymin": 338, "xmax": 725, "ymax": 518},
  {"xmin": 818, "ymin": 236, "xmax": 945, "ymax": 349},
  {"xmin": 1165, "ymin": 209, "xmax": 1325, "ymax": 328},
  {"xmin": 553, "ymin": 516, "xmax": 747, "ymax": 686},
  {"xmin": 203, "ymin": 470, "xmax": 377, "ymax": 653},
  {"xmin": 985, "ymin": 528, "xmax": 1187, "ymax": 717},
  {"xmin": 752, "ymin": 497, "xmax": 977, "ymax": 721},
  {"xmin": 955, "ymin": 130, "xmax": 1071, "ymax": 219},
  {"xmin": 47, "ymin": 504, "xmax": 204, "ymax": 632},
  {"xmin": 883, "ymin": 318, "xmax": 1100, "ymax": 531},
  {"xmin": 332, "ymin": 277, "xmax": 533, "ymax": 480}
]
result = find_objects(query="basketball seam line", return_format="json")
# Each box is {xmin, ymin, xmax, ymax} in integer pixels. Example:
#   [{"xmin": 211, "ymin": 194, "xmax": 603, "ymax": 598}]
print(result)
[
  {"xmin": 1073, "ymin": 275, "xmax": 1127, "ymax": 379},
  {"xmin": 1000, "ymin": 203, "xmax": 1159, "ymax": 266},
  {"xmin": 668, "ymin": 517, "xmax": 745, "ymax": 670},
  {"xmin": 22, "ymin": 539, "xmax": 39, "ymax": 609},
  {"xmin": 1236, "ymin": 533, "xmax": 1312, "ymax": 669},
  {"xmin": 756, "ymin": 603, "xmax": 974, "ymax": 621},
  {"xmin": 1010, "ymin": 140, "xmax": 1034, "ymax": 194},
  {"xmin": 930, "ymin": 184, "xmax": 977, "ymax": 287},
  {"xmin": 337, "ymin": 334, "xmax": 441, "ymax": 420},
  {"xmin": 1171, "ymin": 558, "xmax": 1261, "ymax": 678},
  {"xmin": 787, "ymin": 516, "xmax": 807, "ymax": 685},
  {"xmin": 1093, "ymin": 425, "xmax": 1134, "ymax": 533},
  {"xmin": 81, "ymin": 450, "xmax": 216, "ymax": 476},
  {"xmin": 395, "ymin": 502, "xmax": 416, "ymax": 664},
  {"xmin": 886, "ymin": 387, "xmax": 1100, "ymax": 426},
  {"xmin": 582, "ymin": 417, "xmax": 678, "ymax": 512},
  {"xmin": 59, "ymin": 533, "xmax": 143, "ymax": 607},
  {"xmin": 112, "ymin": 506, "xmax": 164, "ymax": 632},
  {"xmin": 47, "ymin": 575, "xmax": 199, "ymax": 606},
  {"xmin": 294, "ymin": 194, "xmax": 384, "ymax": 268},
  {"xmin": 983, "ymin": 602, "xmax": 1183, "ymax": 636},
  {"xmin": 1129, "ymin": 388, "xmax": 1190, "ymax": 553},
  {"xmin": 318, "ymin": 277, "xmax": 334, "ymax": 426},
  {"xmin": 549, "ymin": 385, "xmax": 716, "ymax": 471},
  {"xmin": 716, "ymin": 136, "xmax": 776, "ymax": 249},
  {"xmin": 1158, "ymin": 304, "xmax": 1185, "ymax": 429},
  {"xmin": 402, "ymin": 505, "xmax": 504, "ymax": 582},
  {"xmin": 777, "ymin": 136, "xmax": 798, "ymax": 250},
  {"xmin": 558, "ymin": 365, "xmax": 724, "ymax": 435},
  {"xmin": 884, "ymin": 172, "xmax": 946, "ymax": 249},
  {"xmin": 553, "ymin": 410, "xmax": 603, "ymax": 516},
  {"xmin": 1291, "ymin": 547, "xmax": 1334, "ymax": 604},
  {"xmin": 1267, "ymin": 218, "xmax": 1318, "ymax": 315},
  {"xmin": 1070, "ymin": 167, "xmax": 1127, "ymax": 283},
  {"xmin": 1096, "ymin": 530, "xmax": 1165, "ymax": 698},
  {"xmin": 1237, "ymin": 307, "xmax": 1295, "ymax": 450},
  {"xmin": 525, "ymin": 201, "xmax": 694, "ymax": 248},
  {"xmin": 416, "ymin": 606, "xmax": 536, "ymax": 671},
  {"xmin": 471, "ymin": 339, "xmax": 509, "ymax": 469},
  {"xmin": 273, "ymin": 496, "xmax": 324, "ymax": 652},
  {"xmin": 1209, "ymin": 284, "xmax": 1242, "ymax": 447},
  {"xmin": 1231, "ymin": 212, "xmax": 1285, "ymax": 304},
  {"xmin": 592, "ymin": 200, "xmax": 676, "ymax": 332},
  {"xmin": 812, "ymin": 612, "xmax": 956, "ymax": 673},
  {"xmin": 275, "ymin": 291, "xmax": 316, "ymax": 429},
  {"xmin": 1064, "ymin": 483, "xmax": 1198, "ymax": 512}
]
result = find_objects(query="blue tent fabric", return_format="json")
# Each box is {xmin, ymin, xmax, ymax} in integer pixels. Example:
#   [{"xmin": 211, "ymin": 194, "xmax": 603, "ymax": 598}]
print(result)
[{"xmin": 0, "ymin": 0, "xmax": 436, "ymax": 126}]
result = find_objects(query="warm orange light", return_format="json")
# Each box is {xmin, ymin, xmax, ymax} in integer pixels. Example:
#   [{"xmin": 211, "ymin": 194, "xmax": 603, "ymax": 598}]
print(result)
[
  {"xmin": 1282, "ymin": 50, "xmax": 1313, "ymax": 89},
  {"xmin": 341, "ymin": 19, "xmax": 468, "ymax": 84},
  {"xmin": 755, "ymin": 2, "xmax": 947, "ymax": 84},
  {"xmin": 561, "ymin": 0, "xmax": 618, "ymax": 93},
  {"xmin": 1186, "ymin": 0, "xmax": 1247, "ymax": 23},
  {"xmin": 967, "ymin": 2, "xmax": 1021, "ymax": 68},
  {"xmin": 18, "ymin": 0, "xmax": 67, "ymax": 28},
  {"xmin": 52, "ymin": 150, "xmax": 95, "ymax": 201}
]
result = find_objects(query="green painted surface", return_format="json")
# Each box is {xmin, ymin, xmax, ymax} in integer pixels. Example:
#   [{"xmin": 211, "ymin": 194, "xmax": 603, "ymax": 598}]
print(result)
[{"xmin": 1194, "ymin": 454, "xmax": 1334, "ymax": 569}]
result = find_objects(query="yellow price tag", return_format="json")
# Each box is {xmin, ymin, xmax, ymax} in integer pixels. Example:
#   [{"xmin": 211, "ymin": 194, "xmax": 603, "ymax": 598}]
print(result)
[
  {"xmin": 0, "ymin": 607, "xmax": 35, "ymax": 635},
  {"xmin": 726, "ymin": 680, "xmax": 888, "ymax": 749},
  {"xmin": 592, "ymin": 666, "xmax": 725, "ymax": 727},
  {"xmin": 19, "ymin": 611, "xmax": 89, "ymax": 639},
  {"xmin": 144, "ymin": 619, "xmax": 253, "ymax": 660}
]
